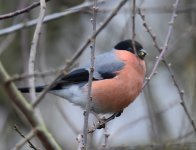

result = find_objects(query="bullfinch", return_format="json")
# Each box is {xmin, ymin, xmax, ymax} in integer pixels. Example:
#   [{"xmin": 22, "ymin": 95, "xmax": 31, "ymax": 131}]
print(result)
[{"xmin": 19, "ymin": 39, "xmax": 147, "ymax": 114}]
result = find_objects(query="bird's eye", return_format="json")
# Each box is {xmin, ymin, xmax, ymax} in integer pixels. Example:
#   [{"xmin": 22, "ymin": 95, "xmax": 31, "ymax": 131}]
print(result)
[{"xmin": 137, "ymin": 49, "xmax": 147, "ymax": 59}]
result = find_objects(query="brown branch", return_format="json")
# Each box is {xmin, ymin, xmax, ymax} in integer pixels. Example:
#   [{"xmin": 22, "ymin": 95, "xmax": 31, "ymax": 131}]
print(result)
[
  {"xmin": 0, "ymin": 61, "xmax": 61, "ymax": 149},
  {"xmin": 13, "ymin": 125, "xmax": 37, "ymax": 150},
  {"xmin": 0, "ymin": 0, "xmax": 50, "ymax": 20},
  {"xmin": 32, "ymin": 0, "xmax": 129, "ymax": 108}
]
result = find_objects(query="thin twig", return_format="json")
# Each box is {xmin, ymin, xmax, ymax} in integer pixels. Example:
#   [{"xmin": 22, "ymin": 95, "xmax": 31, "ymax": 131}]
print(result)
[
  {"xmin": 13, "ymin": 127, "xmax": 37, "ymax": 150},
  {"xmin": 83, "ymin": 0, "xmax": 97, "ymax": 148},
  {"xmin": 28, "ymin": 0, "xmax": 46, "ymax": 102},
  {"xmin": 0, "ymin": 0, "xmax": 106, "ymax": 36},
  {"xmin": 143, "ymin": 0, "xmax": 180, "ymax": 87},
  {"xmin": 0, "ymin": 0, "xmax": 50, "ymax": 20},
  {"xmin": 5, "ymin": 68, "xmax": 62, "ymax": 83},
  {"xmin": 32, "ymin": 0, "xmax": 129, "ymax": 108}
]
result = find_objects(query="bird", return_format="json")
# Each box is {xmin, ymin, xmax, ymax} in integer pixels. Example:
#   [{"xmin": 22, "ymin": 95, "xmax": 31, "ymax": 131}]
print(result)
[{"xmin": 19, "ymin": 39, "xmax": 147, "ymax": 115}]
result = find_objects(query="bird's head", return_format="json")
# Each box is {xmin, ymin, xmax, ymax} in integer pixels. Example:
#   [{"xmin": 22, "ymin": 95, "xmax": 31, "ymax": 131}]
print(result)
[{"xmin": 114, "ymin": 39, "xmax": 147, "ymax": 60}]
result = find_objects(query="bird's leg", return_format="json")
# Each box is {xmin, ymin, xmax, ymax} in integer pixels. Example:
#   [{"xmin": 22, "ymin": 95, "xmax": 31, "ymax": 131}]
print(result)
[
  {"xmin": 97, "ymin": 110, "xmax": 124, "ymax": 129},
  {"xmin": 88, "ymin": 110, "xmax": 124, "ymax": 133},
  {"xmin": 114, "ymin": 110, "xmax": 123, "ymax": 117}
]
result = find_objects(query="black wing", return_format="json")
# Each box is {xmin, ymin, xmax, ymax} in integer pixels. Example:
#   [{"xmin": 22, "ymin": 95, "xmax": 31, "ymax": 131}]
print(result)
[
  {"xmin": 51, "ymin": 68, "xmax": 96, "ymax": 90},
  {"xmin": 19, "ymin": 66, "xmax": 123, "ymax": 92},
  {"xmin": 18, "ymin": 68, "xmax": 91, "ymax": 92}
]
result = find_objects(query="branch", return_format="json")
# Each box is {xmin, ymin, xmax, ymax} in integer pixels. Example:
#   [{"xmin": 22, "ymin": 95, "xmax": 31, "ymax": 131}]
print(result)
[
  {"xmin": 12, "ymin": 129, "xmax": 36, "ymax": 150},
  {"xmin": 143, "ymin": 0, "xmax": 180, "ymax": 86},
  {"xmin": 83, "ymin": 0, "xmax": 97, "ymax": 148},
  {"xmin": 28, "ymin": 0, "xmax": 46, "ymax": 102},
  {"xmin": 0, "ymin": 0, "xmax": 50, "ymax": 20},
  {"xmin": 0, "ymin": 61, "xmax": 61, "ymax": 149},
  {"xmin": 32, "ymin": 0, "xmax": 129, "ymax": 108},
  {"xmin": 13, "ymin": 125, "xmax": 37, "ymax": 150},
  {"xmin": 5, "ymin": 68, "xmax": 62, "ymax": 83},
  {"xmin": 0, "ymin": 0, "xmax": 106, "ymax": 36}
]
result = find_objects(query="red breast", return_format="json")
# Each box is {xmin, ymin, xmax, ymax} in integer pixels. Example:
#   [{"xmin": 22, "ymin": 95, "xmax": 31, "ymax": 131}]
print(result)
[{"xmin": 91, "ymin": 50, "xmax": 146, "ymax": 113}]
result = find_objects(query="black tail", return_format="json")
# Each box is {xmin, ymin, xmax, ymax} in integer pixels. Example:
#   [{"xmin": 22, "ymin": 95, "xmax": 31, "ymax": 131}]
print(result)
[{"xmin": 18, "ymin": 85, "xmax": 46, "ymax": 93}]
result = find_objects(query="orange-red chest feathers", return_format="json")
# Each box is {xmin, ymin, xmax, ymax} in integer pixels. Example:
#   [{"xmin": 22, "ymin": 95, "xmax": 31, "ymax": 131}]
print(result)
[{"xmin": 91, "ymin": 50, "xmax": 146, "ymax": 113}]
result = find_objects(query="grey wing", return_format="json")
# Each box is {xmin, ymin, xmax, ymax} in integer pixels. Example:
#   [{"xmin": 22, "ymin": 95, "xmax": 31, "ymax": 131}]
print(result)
[{"xmin": 84, "ymin": 51, "xmax": 125, "ymax": 80}]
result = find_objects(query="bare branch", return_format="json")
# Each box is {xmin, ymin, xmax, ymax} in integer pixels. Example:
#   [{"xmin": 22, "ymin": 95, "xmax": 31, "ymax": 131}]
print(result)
[
  {"xmin": 0, "ymin": 0, "xmax": 106, "ymax": 36},
  {"xmin": 83, "ymin": 0, "xmax": 97, "ymax": 148},
  {"xmin": 0, "ymin": 0, "xmax": 50, "ymax": 20},
  {"xmin": 28, "ymin": 0, "xmax": 46, "ymax": 102},
  {"xmin": 13, "ymin": 125, "xmax": 37, "ymax": 150},
  {"xmin": 0, "ymin": 61, "xmax": 61, "ymax": 149},
  {"xmin": 143, "ymin": 0, "xmax": 180, "ymax": 86},
  {"xmin": 5, "ymin": 68, "xmax": 62, "ymax": 83}
]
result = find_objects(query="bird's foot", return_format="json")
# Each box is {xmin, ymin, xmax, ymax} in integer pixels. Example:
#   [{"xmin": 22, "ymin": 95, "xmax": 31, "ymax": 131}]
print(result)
[
  {"xmin": 97, "ymin": 110, "xmax": 124, "ymax": 129},
  {"xmin": 88, "ymin": 110, "xmax": 124, "ymax": 133}
]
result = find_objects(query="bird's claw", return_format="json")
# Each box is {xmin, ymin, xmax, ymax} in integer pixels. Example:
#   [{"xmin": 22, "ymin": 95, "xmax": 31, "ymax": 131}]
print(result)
[{"xmin": 96, "ymin": 110, "xmax": 124, "ymax": 129}]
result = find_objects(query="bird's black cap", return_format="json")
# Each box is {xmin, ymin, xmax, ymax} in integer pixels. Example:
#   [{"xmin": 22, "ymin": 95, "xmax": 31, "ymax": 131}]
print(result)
[
  {"xmin": 114, "ymin": 39, "xmax": 143, "ymax": 53},
  {"xmin": 114, "ymin": 39, "xmax": 147, "ymax": 60}
]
